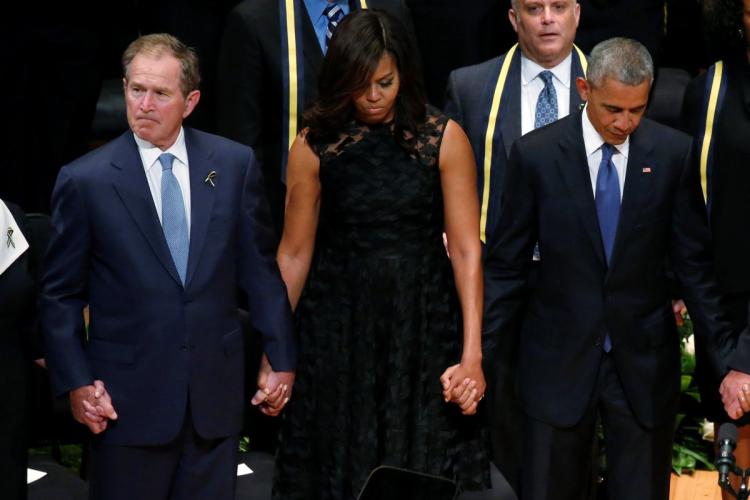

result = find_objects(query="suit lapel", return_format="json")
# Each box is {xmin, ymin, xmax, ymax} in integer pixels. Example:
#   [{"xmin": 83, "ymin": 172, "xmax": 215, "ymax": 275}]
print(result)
[
  {"xmin": 607, "ymin": 126, "xmax": 655, "ymax": 270},
  {"xmin": 300, "ymin": 0, "xmax": 324, "ymax": 78},
  {"xmin": 184, "ymin": 129, "xmax": 217, "ymax": 288},
  {"xmin": 557, "ymin": 112, "xmax": 607, "ymax": 267},
  {"xmin": 500, "ymin": 51, "xmax": 522, "ymax": 158},
  {"xmin": 110, "ymin": 134, "xmax": 183, "ymax": 286}
]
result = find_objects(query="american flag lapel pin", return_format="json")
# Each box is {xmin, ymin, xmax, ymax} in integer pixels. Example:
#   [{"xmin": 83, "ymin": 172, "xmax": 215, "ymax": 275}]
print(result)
[{"xmin": 642, "ymin": 167, "xmax": 652, "ymax": 174}]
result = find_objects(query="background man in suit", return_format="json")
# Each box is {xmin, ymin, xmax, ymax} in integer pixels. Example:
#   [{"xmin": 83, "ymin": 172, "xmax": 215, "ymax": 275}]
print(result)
[
  {"xmin": 41, "ymin": 33, "xmax": 296, "ymax": 500},
  {"xmin": 443, "ymin": 0, "xmax": 584, "ymax": 489},
  {"xmin": 216, "ymin": 0, "xmax": 415, "ymax": 236},
  {"xmin": 484, "ymin": 37, "xmax": 734, "ymax": 499}
]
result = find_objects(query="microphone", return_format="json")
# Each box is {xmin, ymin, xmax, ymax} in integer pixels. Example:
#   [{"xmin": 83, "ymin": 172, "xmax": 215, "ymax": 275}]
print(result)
[{"xmin": 717, "ymin": 422, "xmax": 738, "ymax": 486}]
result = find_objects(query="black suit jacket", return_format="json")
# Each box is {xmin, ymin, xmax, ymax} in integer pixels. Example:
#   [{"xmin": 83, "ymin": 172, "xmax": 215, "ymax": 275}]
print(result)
[
  {"xmin": 216, "ymin": 0, "xmax": 414, "ymax": 233},
  {"xmin": 484, "ymin": 111, "xmax": 734, "ymax": 428}
]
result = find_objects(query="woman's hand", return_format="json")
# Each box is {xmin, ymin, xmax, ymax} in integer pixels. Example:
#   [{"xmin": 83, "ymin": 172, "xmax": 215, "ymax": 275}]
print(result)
[{"xmin": 440, "ymin": 360, "xmax": 486, "ymax": 415}]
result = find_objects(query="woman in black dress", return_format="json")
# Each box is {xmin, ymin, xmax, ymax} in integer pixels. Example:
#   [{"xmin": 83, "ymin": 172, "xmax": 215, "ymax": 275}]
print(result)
[
  {"xmin": 0, "ymin": 199, "xmax": 44, "ymax": 500},
  {"xmin": 272, "ymin": 9, "xmax": 490, "ymax": 500}
]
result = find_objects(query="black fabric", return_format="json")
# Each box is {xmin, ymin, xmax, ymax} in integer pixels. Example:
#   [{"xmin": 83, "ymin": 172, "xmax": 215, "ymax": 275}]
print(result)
[
  {"xmin": 0, "ymin": 202, "xmax": 40, "ymax": 500},
  {"xmin": 272, "ymin": 107, "xmax": 490, "ymax": 499}
]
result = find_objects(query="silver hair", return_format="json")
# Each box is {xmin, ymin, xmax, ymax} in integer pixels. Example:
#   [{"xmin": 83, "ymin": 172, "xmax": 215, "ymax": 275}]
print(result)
[{"xmin": 586, "ymin": 37, "xmax": 654, "ymax": 87}]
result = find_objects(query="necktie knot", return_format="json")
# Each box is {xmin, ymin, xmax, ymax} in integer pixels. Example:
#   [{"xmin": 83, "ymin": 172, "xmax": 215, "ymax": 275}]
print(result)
[
  {"xmin": 323, "ymin": 2, "xmax": 345, "ymax": 49},
  {"xmin": 158, "ymin": 153, "xmax": 175, "ymax": 172},
  {"xmin": 538, "ymin": 70, "xmax": 554, "ymax": 87},
  {"xmin": 600, "ymin": 143, "xmax": 615, "ymax": 165}
]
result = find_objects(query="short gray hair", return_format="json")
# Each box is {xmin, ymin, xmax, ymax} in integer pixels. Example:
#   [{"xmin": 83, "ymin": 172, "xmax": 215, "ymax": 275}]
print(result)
[
  {"xmin": 122, "ymin": 33, "xmax": 201, "ymax": 97},
  {"xmin": 587, "ymin": 37, "xmax": 653, "ymax": 87}
]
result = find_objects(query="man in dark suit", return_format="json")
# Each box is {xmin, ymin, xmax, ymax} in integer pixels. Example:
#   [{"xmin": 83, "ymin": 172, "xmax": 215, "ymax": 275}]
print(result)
[
  {"xmin": 216, "ymin": 0, "xmax": 414, "ymax": 235},
  {"xmin": 443, "ymin": 1, "xmax": 585, "ymax": 488},
  {"xmin": 41, "ymin": 34, "xmax": 296, "ymax": 500},
  {"xmin": 485, "ymin": 37, "xmax": 733, "ymax": 499}
]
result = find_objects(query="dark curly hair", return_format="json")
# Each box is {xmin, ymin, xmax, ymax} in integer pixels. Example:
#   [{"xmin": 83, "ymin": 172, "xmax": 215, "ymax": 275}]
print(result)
[
  {"xmin": 703, "ymin": 0, "xmax": 747, "ymax": 60},
  {"xmin": 303, "ymin": 9, "xmax": 426, "ymax": 147}
]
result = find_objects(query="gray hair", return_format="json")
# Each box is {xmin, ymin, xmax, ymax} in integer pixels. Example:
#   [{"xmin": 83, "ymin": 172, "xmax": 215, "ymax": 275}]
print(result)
[
  {"xmin": 586, "ymin": 37, "xmax": 653, "ymax": 87},
  {"xmin": 122, "ymin": 33, "xmax": 201, "ymax": 97}
]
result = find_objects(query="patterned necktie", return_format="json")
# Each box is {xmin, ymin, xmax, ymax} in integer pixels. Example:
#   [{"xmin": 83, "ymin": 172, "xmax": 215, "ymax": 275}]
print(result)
[
  {"xmin": 534, "ymin": 70, "xmax": 558, "ymax": 129},
  {"xmin": 159, "ymin": 153, "xmax": 189, "ymax": 284},
  {"xmin": 323, "ymin": 2, "xmax": 345, "ymax": 49}
]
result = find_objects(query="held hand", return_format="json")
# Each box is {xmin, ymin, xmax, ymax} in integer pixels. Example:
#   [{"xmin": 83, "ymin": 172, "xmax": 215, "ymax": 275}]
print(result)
[
  {"xmin": 440, "ymin": 360, "xmax": 486, "ymax": 415},
  {"xmin": 672, "ymin": 299, "xmax": 687, "ymax": 326},
  {"xmin": 69, "ymin": 380, "xmax": 118, "ymax": 434},
  {"xmin": 251, "ymin": 354, "xmax": 295, "ymax": 417},
  {"xmin": 720, "ymin": 370, "xmax": 750, "ymax": 420}
]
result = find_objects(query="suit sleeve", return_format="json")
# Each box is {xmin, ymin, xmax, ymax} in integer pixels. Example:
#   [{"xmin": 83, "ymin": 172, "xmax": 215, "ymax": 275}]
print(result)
[
  {"xmin": 40, "ymin": 166, "xmax": 94, "ymax": 396},
  {"xmin": 669, "ymin": 142, "xmax": 735, "ymax": 380},
  {"xmin": 238, "ymin": 148, "xmax": 297, "ymax": 372},
  {"xmin": 443, "ymin": 70, "xmax": 465, "ymax": 125},
  {"xmin": 217, "ymin": 9, "xmax": 264, "ymax": 164},
  {"xmin": 483, "ymin": 141, "xmax": 536, "ymax": 347}
]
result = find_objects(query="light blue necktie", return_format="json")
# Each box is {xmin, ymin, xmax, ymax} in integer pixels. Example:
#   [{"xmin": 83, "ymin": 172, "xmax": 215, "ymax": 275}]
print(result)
[
  {"xmin": 159, "ymin": 153, "xmax": 189, "ymax": 284},
  {"xmin": 323, "ymin": 2, "xmax": 345, "ymax": 50},
  {"xmin": 595, "ymin": 144, "xmax": 620, "ymax": 352},
  {"xmin": 534, "ymin": 70, "xmax": 558, "ymax": 129}
]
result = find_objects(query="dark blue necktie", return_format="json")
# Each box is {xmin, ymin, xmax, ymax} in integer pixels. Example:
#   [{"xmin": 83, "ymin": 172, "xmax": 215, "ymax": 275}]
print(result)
[
  {"xmin": 595, "ymin": 143, "xmax": 621, "ymax": 264},
  {"xmin": 323, "ymin": 2, "xmax": 345, "ymax": 50},
  {"xmin": 159, "ymin": 153, "xmax": 189, "ymax": 284},
  {"xmin": 595, "ymin": 144, "xmax": 620, "ymax": 352},
  {"xmin": 534, "ymin": 70, "xmax": 558, "ymax": 129}
]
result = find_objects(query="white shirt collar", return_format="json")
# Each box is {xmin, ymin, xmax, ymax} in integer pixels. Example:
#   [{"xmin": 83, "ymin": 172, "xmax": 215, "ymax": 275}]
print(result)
[
  {"xmin": 521, "ymin": 51, "xmax": 572, "ymax": 89},
  {"xmin": 581, "ymin": 103, "xmax": 630, "ymax": 160},
  {"xmin": 0, "ymin": 199, "xmax": 29, "ymax": 276},
  {"xmin": 134, "ymin": 127, "xmax": 189, "ymax": 171}
]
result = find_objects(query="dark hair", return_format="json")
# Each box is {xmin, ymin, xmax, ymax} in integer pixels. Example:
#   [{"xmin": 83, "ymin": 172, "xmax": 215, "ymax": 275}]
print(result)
[
  {"xmin": 303, "ymin": 9, "xmax": 426, "ymax": 146},
  {"xmin": 703, "ymin": 0, "xmax": 746, "ymax": 60}
]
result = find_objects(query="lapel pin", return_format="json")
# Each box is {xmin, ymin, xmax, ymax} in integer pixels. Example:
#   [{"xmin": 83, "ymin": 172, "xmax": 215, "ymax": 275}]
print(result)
[
  {"xmin": 204, "ymin": 170, "xmax": 217, "ymax": 187},
  {"xmin": 642, "ymin": 167, "xmax": 652, "ymax": 173},
  {"xmin": 6, "ymin": 227, "xmax": 15, "ymax": 248}
]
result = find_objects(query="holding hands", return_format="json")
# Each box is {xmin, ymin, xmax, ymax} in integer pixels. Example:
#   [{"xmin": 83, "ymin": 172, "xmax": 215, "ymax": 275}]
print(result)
[
  {"xmin": 721, "ymin": 369, "xmax": 750, "ymax": 420},
  {"xmin": 69, "ymin": 380, "xmax": 118, "ymax": 434},
  {"xmin": 440, "ymin": 358, "xmax": 486, "ymax": 416},
  {"xmin": 251, "ymin": 353, "xmax": 295, "ymax": 416}
]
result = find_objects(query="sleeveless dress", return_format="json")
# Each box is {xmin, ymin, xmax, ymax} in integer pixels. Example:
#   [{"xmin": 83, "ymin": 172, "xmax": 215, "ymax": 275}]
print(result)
[{"xmin": 272, "ymin": 107, "xmax": 490, "ymax": 500}]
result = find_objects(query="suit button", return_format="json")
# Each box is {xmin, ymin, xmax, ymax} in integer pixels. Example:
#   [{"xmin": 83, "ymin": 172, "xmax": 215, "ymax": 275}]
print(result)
[
  {"xmin": 594, "ymin": 339, "xmax": 602, "ymax": 347},
  {"xmin": 180, "ymin": 344, "xmax": 188, "ymax": 351}
]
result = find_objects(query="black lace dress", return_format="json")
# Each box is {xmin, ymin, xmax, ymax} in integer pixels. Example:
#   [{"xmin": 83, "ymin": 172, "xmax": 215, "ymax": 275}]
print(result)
[{"xmin": 272, "ymin": 107, "xmax": 490, "ymax": 500}]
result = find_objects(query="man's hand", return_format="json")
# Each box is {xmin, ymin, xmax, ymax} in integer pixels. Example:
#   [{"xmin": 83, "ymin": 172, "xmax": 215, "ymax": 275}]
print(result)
[
  {"xmin": 69, "ymin": 380, "xmax": 118, "ymax": 434},
  {"xmin": 720, "ymin": 370, "xmax": 750, "ymax": 420},
  {"xmin": 251, "ymin": 354, "xmax": 295, "ymax": 417}
]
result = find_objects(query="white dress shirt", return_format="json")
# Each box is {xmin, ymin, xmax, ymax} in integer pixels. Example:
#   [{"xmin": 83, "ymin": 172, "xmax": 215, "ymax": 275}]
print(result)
[
  {"xmin": 135, "ymin": 127, "xmax": 192, "ymax": 231},
  {"xmin": 520, "ymin": 52, "xmax": 573, "ymax": 135},
  {"xmin": 581, "ymin": 104, "xmax": 629, "ymax": 198}
]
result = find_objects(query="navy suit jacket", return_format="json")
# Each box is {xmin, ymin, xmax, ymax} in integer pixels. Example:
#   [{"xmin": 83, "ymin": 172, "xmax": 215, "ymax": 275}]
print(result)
[
  {"xmin": 484, "ymin": 111, "xmax": 734, "ymax": 428},
  {"xmin": 444, "ymin": 47, "xmax": 586, "ymax": 245},
  {"xmin": 41, "ymin": 128, "xmax": 296, "ymax": 446}
]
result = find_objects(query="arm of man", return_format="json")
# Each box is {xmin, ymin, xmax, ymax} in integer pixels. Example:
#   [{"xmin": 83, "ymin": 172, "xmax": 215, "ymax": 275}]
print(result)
[
  {"xmin": 482, "ymin": 142, "xmax": 536, "ymax": 349},
  {"xmin": 41, "ymin": 166, "xmax": 118, "ymax": 433},
  {"xmin": 237, "ymin": 147, "xmax": 297, "ymax": 416},
  {"xmin": 443, "ymin": 70, "xmax": 466, "ymax": 125},
  {"xmin": 436, "ymin": 120, "xmax": 485, "ymax": 415},
  {"xmin": 666, "ymin": 142, "xmax": 739, "ymax": 415}
]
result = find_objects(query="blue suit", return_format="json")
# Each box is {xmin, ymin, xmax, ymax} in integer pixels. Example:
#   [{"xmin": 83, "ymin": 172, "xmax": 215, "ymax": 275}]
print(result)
[{"xmin": 41, "ymin": 127, "xmax": 295, "ymax": 449}]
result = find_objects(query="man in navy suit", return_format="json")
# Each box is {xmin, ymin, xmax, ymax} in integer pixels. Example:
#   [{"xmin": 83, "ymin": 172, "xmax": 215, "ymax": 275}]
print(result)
[
  {"xmin": 41, "ymin": 34, "xmax": 296, "ymax": 500},
  {"xmin": 485, "ymin": 38, "xmax": 734, "ymax": 499},
  {"xmin": 444, "ymin": 1, "xmax": 585, "ymax": 487}
]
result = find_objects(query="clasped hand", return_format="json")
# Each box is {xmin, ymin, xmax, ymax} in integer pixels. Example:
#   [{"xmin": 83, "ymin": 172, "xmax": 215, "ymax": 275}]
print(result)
[
  {"xmin": 720, "ymin": 369, "xmax": 750, "ymax": 420},
  {"xmin": 251, "ymin": 353, "xmax": 295, "ymax": 417},
  {"xmin": 440, "ymin": 360, "xmax": 486, "ymax": 416},
  {"xmin": 70, "ymin": 380, "xmax": 118, "ymax": 434}
]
